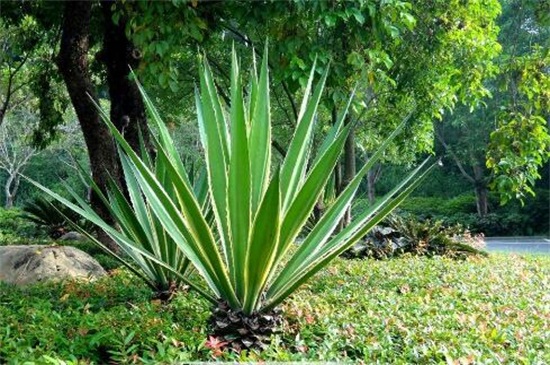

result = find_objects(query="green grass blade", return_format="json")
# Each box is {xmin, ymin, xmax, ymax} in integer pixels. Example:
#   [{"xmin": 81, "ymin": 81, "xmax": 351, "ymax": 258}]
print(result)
[
  {"xmin": 272, "ymin": 118, "xmax": 410, "ymax": 291},
  {"xmin": 26, "ymin": 175, "xmax": 215, "ymax": 301},
  {"xmin": 313, "ymin": 88, "xmax": 355, "ymax": 165},
  {"xmin": 196, "ymin": 84, "xmax": 231, "ymax": 266},
  {"xmin": 277, "ymin": 124, "xmax": 352, "ymax": 258},
  {"xmin": 129, "ymin": 149, "xmax": 238, "ymax": 306}
]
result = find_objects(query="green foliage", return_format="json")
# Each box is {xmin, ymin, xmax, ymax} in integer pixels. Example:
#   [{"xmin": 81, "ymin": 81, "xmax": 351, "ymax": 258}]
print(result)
[
  {"xmin": 484, "ymin": 1, "xmax": 550, "ymax": 204},
  {"xmin": 244, "ymin": 0, "xmax": 502, "ymax": 164},
  {"xmin": 487, "ymin": 45, "xmax": 550, "ymax": 204},
  {"xmin": 344, "ymin": 214, "xmax": 486, "ymax": 260},
  {"xmin": 0, "ymin": 271, "xmax": 210, "ymax": 364},
  {"xmin": 21, "ymin": 196, "xmax": 92, "ymax": 238},
  {"xmin": 397, "ymin": 190, "xmax": 550, "ymax": 236},
  {"xmin": 399, "ymin": 194, "xmax": 478, "ymax": 218},
  {"xmin": 0, "ymin": 207, "xmax": 121, "ymax": 270},
  {"xmin": 33, "ymin": 138, "xmax": 195, "ymax": 292},
  {"xmin": 1, "ymin": 255, "xmax": 549, "ymax": 362},
  {"xmin": 0, "ymin": 208, "xmax": 43, "ymax": 244},
  {"xmin": 386, "ymin": 215, "xmax": 487, "ymax": 259},
  {"xmin": 32, "ymin": 49, "xmax": 437, "ymax": 317}
]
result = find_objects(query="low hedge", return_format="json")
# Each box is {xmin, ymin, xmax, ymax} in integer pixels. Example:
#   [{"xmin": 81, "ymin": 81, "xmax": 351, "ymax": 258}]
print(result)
[{"xmin": 393, "ymin": 190, "xmax": 549, "ymax": 236}]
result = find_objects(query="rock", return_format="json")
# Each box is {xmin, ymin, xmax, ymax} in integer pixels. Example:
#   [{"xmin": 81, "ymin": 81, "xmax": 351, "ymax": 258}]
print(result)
[
  {"xmin": 59, "ymin": 231, "xmax": 86, "ymax": 241},
  {"xmin": 0, "ymin": 245, "xmax": 106, "ymax": 286}
]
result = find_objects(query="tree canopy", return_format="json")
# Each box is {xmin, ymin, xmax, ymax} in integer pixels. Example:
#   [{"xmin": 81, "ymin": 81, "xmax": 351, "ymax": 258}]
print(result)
[{"xmin": 0, "ymin": 0, "xmax": 547, "ymax": 224}]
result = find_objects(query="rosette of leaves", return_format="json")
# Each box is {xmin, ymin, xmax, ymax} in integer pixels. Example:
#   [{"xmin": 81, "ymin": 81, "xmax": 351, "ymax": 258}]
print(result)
[{"xmin": 30, "ymin": 48, "xmax": 438, "ymax": 350}]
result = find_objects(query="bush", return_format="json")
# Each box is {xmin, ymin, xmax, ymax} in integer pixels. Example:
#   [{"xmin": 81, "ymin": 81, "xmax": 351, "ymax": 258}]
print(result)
[
  {"xmin": 344, "ymin": 214, "xmax": 487, "ymax": 260},
  {"xmin": 398, "ymin": 190, "xmax": 549, "ymax": 237},
  {"xmin": 0, "ymin": 208, "xmax": 46, "ymax": 245},
  {"xmin": 21, "ymin": 196, "xmax": 94, "ymax": 239},
  {"xmin": 399, "ymin": 194, "xmax": 478, "ymax": 218},
  {"xmin": 0, "ymin": 207, "xmax": 122, "ymax": 271}
]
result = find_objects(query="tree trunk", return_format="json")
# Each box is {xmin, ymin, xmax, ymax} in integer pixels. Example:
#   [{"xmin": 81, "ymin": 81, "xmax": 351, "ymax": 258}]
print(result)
[
  {"xmin": 367, "ymin": 163, "xmax": 382, "ymax": 204},
  {"xmin": 57, "ymin": 1, "xmax": 120, "ymax": 251},
  {"xmin": 4, "ymin": 173, "xmax": 16, "ymax": 208},
  {"xmin": 341, "ymin": 118, "xmax": 356, "ymax": 226},
  {"xmin": 99, "ymin": 1, "xmax": 149, "ymax": 153},
  {"xmin": 473, "ymin": 163, "xmax": 489, "ymax": 217},
  {"xmin": 474, "ymin": 184, "xmax": 489, "ymax": 217}
]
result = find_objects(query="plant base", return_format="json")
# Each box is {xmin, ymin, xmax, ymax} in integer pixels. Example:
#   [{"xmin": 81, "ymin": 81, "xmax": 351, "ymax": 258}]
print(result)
[{"xmin": 208, "ymin": 301, "xmax": 283, "ymax": 352}]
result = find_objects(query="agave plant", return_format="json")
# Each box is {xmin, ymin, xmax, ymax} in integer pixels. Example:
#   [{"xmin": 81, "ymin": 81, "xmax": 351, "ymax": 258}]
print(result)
[
  {"xmin": 30, "ymin": 141, "xmax": 200, "ymax": 298},
  {"xmin": 31, "ymin": 48, "xmax": 438, "ymax": 349}
]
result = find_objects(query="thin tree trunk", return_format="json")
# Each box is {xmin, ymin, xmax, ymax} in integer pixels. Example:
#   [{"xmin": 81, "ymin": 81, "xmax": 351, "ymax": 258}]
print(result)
[
  {"xmin": 342, "ymin": 117, "xmax": 356, "ymax": 226},
  {"xmin": 474, "ymin": 184, "xmax": 489, "ymax": 217},
  {"xmin": 473, "ymin": 163, "xmax": 489, "ymax": 217},
  {"xmin": 57, "ymin": 1, "xmax": 120, "ymax": 251},
  {"xmin": 436, "ymin": 127, "xmax": 489, "ymax": 217},
  {"xmin": 367, "ymin": 163, "xmax": 382, "ymax": 204},
  {"xmin": 5, "ymin": 173, "xmax": 16, "ymax": 208},
  {"xmin": 0, "ymin": 52, "xmax": 31, "ymax": 128}
]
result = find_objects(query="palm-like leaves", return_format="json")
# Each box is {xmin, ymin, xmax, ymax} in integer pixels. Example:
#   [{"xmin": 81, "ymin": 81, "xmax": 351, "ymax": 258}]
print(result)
[
  {"xmin": 21, "ymin": 196, "xmax": 92, "ymax": 238},
  {"xmin": 30, "ymin": 48, "xmax": 437, "ymax": 315}
]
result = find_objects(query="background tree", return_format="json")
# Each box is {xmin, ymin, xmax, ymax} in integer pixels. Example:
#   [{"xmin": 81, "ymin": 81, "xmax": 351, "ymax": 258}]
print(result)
[
  {"xmin": 434, "ymin": 0, "xmax": 549, "ymax": 216},
  {"xmin": 224, "ymin": 0, "xmax": 501, "ymax": 221},
  {"xmin": 0, "ymin": 16, "xmax": 40, "ymax": 128},
  {"xmin": 0, "ymin": 110, "xmax": 40, "ymax": 208},
  {"xmin": 487, "ymin": 0, "xmax": 550, "ymax": 204}
]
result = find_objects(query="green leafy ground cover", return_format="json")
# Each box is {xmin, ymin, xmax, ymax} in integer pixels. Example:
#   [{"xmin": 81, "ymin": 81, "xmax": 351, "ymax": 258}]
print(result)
[{"xmin": 1, "ymin": 254, "xmax": 548, "ymax": 364}]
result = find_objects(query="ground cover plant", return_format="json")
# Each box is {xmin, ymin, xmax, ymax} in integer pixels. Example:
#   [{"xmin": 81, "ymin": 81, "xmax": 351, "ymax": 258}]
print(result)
[
  {"xmin": 0, "ymin": 208, "xmax": 43, "ymax": 245},
  {"xmin": 1, "ymin": 254, "xmax": 548, "ymax": 363},
  {"xmin": 31, "ymin": 48, "xmax": 439, "ymax": 349}
]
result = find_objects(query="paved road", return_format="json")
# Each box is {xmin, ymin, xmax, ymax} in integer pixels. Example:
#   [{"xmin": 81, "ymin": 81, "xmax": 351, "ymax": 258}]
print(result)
[{"xmin": 485, "ymin": 237, "xmax": 550, "ymax": 254}]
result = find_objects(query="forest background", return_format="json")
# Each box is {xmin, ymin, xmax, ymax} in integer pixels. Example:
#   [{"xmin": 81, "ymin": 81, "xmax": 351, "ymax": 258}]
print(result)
[{"xmin": 0, "ymin": 0, "xmax": 548, "ymax": 238}]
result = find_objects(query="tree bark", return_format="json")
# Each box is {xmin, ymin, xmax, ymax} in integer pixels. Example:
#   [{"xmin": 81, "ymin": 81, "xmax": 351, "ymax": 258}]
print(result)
[
  {"xmin": 99, "ymin": 1, "xmax": 149, "ymax": 153},
  {"xmin": 367, "ymin": 163, "xmax": 382, "ymax": 204},
  {"xmin": 57, "ymin": 1, "xmax": 120, "ymax": 251},
  {"xmin": 341, "ymin": 117, "xmax": 356, "ymax": 226},
  {"xmin": 473, "ymin": 163, "xmax": 489, "ymax": 217},
  {"xmin": 5, "ymin": 173, "xmax": 16, "ymax": 208},
  {"xmin": 474, "ymin": 184, "xmax": 489, "ymax": 217}
]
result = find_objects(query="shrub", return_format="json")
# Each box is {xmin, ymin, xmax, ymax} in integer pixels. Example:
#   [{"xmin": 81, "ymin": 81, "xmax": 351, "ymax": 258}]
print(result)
[
  {"xmin": 399, "ymin": 189, "xmax": 549, "ymax": 237},
  {"xmin": 21, "ymin": 196, "xmax": 94, "ymax": 239},
  {"xmin": 0, "ymin": 208, "xmax": 44, "ymax": 245},
  {"xmin": 344, "ymin": 214, "xmax": 487, "ymax": 260}
]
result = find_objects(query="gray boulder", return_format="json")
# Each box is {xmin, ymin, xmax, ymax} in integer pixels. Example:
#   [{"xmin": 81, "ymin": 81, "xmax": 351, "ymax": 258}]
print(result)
[
  {"xmin": 0, "ymin": 245, "xmax": 106, "ymax": 286},
  {"xmin": 59, "ymin": 231, "xmax": 86, "ymax": 241}
]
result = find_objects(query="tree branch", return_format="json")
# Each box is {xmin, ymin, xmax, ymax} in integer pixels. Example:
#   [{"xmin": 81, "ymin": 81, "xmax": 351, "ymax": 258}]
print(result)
[
  {"xmin": 0, "ymin": 51, "xmax": 32, "ymax": 127},
  {"xmin": 435, "ymin": 128, "xmax": 475, "ymax": 183}
]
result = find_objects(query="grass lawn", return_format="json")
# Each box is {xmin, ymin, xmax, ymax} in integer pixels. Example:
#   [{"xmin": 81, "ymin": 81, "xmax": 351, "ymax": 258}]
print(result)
[{"xmin": 1, "ymin": 253, "xmax": 549, "ymax": 364}]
